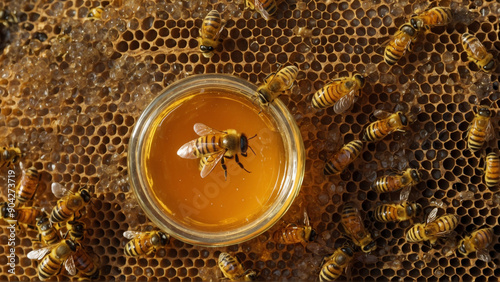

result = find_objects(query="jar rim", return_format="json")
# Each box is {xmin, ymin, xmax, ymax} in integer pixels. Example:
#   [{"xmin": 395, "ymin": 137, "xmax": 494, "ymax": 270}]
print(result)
[{"xmin": 128, "ymin": 74, "xmax": 305, "ymax": 247}]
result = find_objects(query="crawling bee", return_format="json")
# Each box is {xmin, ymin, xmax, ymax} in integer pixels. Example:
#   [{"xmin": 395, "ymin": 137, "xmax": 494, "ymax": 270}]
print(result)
[
  {"xmin": 371, "ymin": 168, "xmax": 422, "ymax": 194},
  {"xmin": 198, "ymin": 10, "xmax": 224, "ymax": 58},
  {"xmin": 362, "ymin": 110, "xmax": 411, "ymax": 142},
  {"xmin": 177, "ymin": 123, "xmax": 255, "ymax": 179},
  {"xmin": 384, "ymin": 23, "xmax": 418, "ymax": 66},
  {"xmin": 484, "ymin": 152, "xmax": 499, "ymax": 188},
  {"xmin": 273, "ymin": 212, "xmax": 317, "ymax": 245},
  {"xmin": 50, "ymin": 184, "xmax": 92, "ymax": 225},
  {"xmin": 245, "ymin": 0, "xmax": 277, "ymax": 21},
  {"xmin": 1, "ymin": 202, "xmax": 45, "ymax": 229},
  {"xmin": 406, "ymin": 208, "xmax": 459, "ymax": 244},
  {"xmin": 35, "ymin": 216, "xmax": 61, "ymax": 246},
  {"xmin": 373, "ymin": 187, "xmax": 422, "ymax": 222},
  {"xmin": 28, "ymin": 239, "xmax": 77, "ymax": 280},
  {"xmin": 324, "ymin": 140, "xmax": 364, "ymax": 176},
  {"xmin": 457, "ymin": 227, "xmax": 494, "ymax": 262},
  {"xmin": 341, "ymin": 202, "xmax": 377, "ymax": 253},
  {"xmin": 87, "ymin": 6, "xmax": 103, "ymax": 20},
  {"xmin": 256, "ymin": 64, "xmax": 299, "ymax": 106},
  {"xmin": 461, "ymin": 33, "xmax": 495, "ymax": 72},
  {"xmin": 311, "ymin": 74, "xmax": 365, "ymax": 114},
  {"xmin": 467, "ymin": 106, "xmax": 494, "ymax": 152},
  {"xmin": 15, "ymin": 166, "xmax": 41, "ymax": 207},
  {"xmin": 409, "ymin": 7, "xmax": 452, "ymax": 31},
  {"xmin": 70, "ymin": 244, "xmax": 100, "ymax": 280},
  {"xmin": 0, "ymin": 146, "xmax": 22, "ymax": 168},
  {"xmin": 123, "ymin": 230, "xmax": 170, "ymax": 257},
  {"xmin": 319, "ymin": 246, "xmax": 354, "ymax": 281},
  {"xmin": 218, "ymin": 252, "xmax": 256, "ymax": 281}
]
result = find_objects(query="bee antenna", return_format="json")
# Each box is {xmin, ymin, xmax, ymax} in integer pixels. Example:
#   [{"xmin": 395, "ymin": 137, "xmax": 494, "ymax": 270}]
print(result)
[
  {"xmin": 248, "ymin": 134, "xmax": 257, "ymax": 140},
  {"xmin": 248, "ymin": 145, "xmax": 256, "ymax": 156}
]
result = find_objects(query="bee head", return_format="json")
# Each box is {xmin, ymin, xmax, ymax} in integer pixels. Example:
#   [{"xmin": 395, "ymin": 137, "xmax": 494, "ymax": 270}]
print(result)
[
  {"xmin": 239, "ymin": 134, "xmax": 249, "ymax": 154},
  {"xmin": 483, "ymin": 60, "xmax": 496, "ymax": 72},
  {"xmin": 1, "ymin": 202, "xmax": 9, "ymax": 218},
  {"xmin": 401, "ymin": 23, "xmax": 417, "ymax": 36},
  {"xmin": 37, "ymin": 216, "xmax": 50, "ymax": 227},
  {"xmin": 398, "ymin": 112, "xmax": 408, "ymax": 126},
  {"xmin": 69, "ymin": 220, "xmax": 85, "ymax": 232},
  {"xmin": 410, "ymin": 169, "xmax": 421, "ymax": 182},
  {"xmin": 407, "ymin": 203, "xmax": 422, "ymax": 217},
  {"xmin": 457, "ymin": 239, "xmax": 467, "ymax": 255},
  {"xmin": 256, "ymin": 86, "xmax": 271, "ymax": 106},
  {"xmin": 79, "ymin": 188, "xmax": 92, "ymax": 203},
  {"xmin": 362, "ymin": 241, "xmax": 377, "ymax": 253},
  {"xmin": 341, "ymin": 246, "xmax": 354, "ymax": 257},
  {"xmin": 354, "ymin": 73, "xmax": 365, "ymax": 87},
  {"xmin": 65, "ymin": 239, "xmax": 78, "ymax": 252},
  {"xmin": 477, "ymin": 106, "xmax": 491, "ymax": 117},
  {"xmin": 308, "ymin": 228, "xmax": 317, "ymax": 242},
  {"xmin": 159, "ymin": 232, "xmax": 170, "ymax": 246}
]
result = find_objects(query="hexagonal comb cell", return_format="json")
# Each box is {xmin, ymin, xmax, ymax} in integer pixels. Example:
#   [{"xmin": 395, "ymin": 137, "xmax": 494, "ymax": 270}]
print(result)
[{"xmin": 0, "ymin": 0, "xmax": 499, "ymax": 281}]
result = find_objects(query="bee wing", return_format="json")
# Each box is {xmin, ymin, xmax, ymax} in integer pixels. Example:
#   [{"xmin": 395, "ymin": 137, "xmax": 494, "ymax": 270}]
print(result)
[
  {"xmin": 399, "ymin": 186, "xmax": 412, "ymax": 202},
  {"xmin": 177, "ymin": 139, "xmax": 199, "ymax": 159},
  {"xmin": 65, "ymin": 254, "xmax": 77, "ymax": 276},
  {"xmin": 27, "ymin": 246, "xmax": 52, "ymax": 260},
  {"xmin": 373, "ymin": 109, "xmax": 392, "ymax": 120},
  {"xmin": 51, "ymin": 182, "xmax": 69, "ymax": 198},
  {"xmin": 464, "ymin": 38, "xmax": 485, "ymax": 57},
  {"xmin": 485, "ymin": 120, "xmax": 494, "ymax": 142},
  {"xmin": 123, "ymin": 231, "xmax": 143, "ymax": 240},
  {"xmin": 193, "ymin": 123, "xmax": 221, "ymax": 136},
  {"xmin": 477, "ymin": 250, "xmax": 492, "ymax": 263},
  {"xmin": 200, "ymin": 151, "xmax": 225, "ymax": 178},
  {"xmin": 426, "ymin": 207, "xmax": 438, "ymax": 224},
  {"xmin": 254, "ymin": 0, "xmax": 271, "ymax": 20},
  {"xmin": 333, "ymin": 90, "xmax": 357, "ymax": 114}
]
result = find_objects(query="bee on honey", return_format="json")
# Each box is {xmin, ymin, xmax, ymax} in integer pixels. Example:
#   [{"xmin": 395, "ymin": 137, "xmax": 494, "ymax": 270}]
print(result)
[
  {"xmin": 218, "ymin": 252, "xmax": 256, "ymax": 281},
  {"xmin": 362, "ymin": 110, "xmax": 411, "ymax": 142},
  {"xmin": 406, "ymin": 207, "xmax": 459, "ymax": 244},
  {"xmin": 35, "ymin": 216, "xmax": 61, "ymax": 246},
  {"xmin": 319, "ymin": 246, "xmax": 354, "ymax": 281},
  {"xmin": 15, "ymin": 166, "xmax": 41, "ymax": 207},
  {"xmin": 273, "ymin": 211, "xmax": 317, "ymax": 245},
  {"xmin": 50, "ymin": 184, "xmax": 92, "ymax": 226},
  {"xmin": 484, "ymin": 152, "xmax": 499, "ymax": 188},
  {"xmin": 371, "ymin": 168, "xmax": 422, "ymax": 194},
  {"xmin": 311, "ymin": 73, "xmax": 365, "ymax": 114},
  {"xmin": 177, "ymin": 123, "xmax": 255, "ymax": 179},
  {"xmin": 255, "ymin": 64, "xmax": 299, "ymax": 106},
  {"xmin": 461, "ymin": 32, "xmax": 495, "ymax": 72},
  {"xmin": 87, "ymin": 6, "xmax": 104, "ymax": 20},
  {"xmin": 373, "ymin": 187, "xmax": 422, "ymax": 222},
  {"xmin": 245, "ymin": 0, "xmax": 277, "ymax": 21},
  {"xmin": 384, "ymin": 23, "xmax": 418, "ymax": 66},
  {"xmin": 198, "ymin": 9, "xmax": 224, "ymax": 58},
  {"xmin": 409, "ymin": 7, "xmax": 452, "ymax": 31},
  {"xmin": 324, "ymin": 140, "xmax": 364, "ymax": 176},
  {"xmin": 123, "ymin": 230, "xmax": 170, "ymax": 257},
  {"xmin": 65, "ymin": 220, "xmax": 86, "ymax": 243},
  {"xmin": 341, "ymin": 202, "xmax": 377, "ymax": 253},
  {"xmin": 0, "ymin": 146, "xmax": 22, "ymax": 168},
  {"xmin": 1, "ymin": 202, "xmax": 46, "ymax": 229},
  {"xmin": 457, "ymin": 227, "xmax": 494, "ymax": 262},
  {"xmin": 27, "ymin": 239, "xmax": 77, "ymax": 280},
  {"xmin": 69, "ymin": 244, "xmax": 100, "ymax": 280},
  {"xmin": 467, "ymin": 106, "xmax": 494, "ymax": 152}
]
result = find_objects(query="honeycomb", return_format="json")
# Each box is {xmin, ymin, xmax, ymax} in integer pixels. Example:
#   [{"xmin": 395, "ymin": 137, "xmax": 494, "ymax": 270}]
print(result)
[{"xmin": 0, "ymin": 0, "xmax": 499, "ymax": 281}]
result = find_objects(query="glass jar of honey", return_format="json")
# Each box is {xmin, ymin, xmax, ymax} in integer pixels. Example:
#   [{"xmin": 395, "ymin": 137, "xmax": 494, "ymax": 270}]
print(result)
[{"xmin": 128, "ymin": 74, "xmax": 305, "ymax": 246}]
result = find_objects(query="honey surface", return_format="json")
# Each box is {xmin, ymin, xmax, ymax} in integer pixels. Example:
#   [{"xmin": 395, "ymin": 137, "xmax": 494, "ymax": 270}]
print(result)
[{"xmin": 145, "ymin": 91, "xmax": 286, "ymax": 232}]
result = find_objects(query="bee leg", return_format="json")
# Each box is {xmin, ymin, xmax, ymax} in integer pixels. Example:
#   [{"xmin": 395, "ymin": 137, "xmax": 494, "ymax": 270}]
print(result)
[
  {"xmin": 221, "ymin": 157, "xmax": 228, "ymax": 180},
  {"xmin": 234, "ymin": 154, "xmax": 251, "ymax": 174}
]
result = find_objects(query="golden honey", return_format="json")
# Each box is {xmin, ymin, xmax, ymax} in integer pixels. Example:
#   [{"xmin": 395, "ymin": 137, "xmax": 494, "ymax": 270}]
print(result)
[{"xmin": 144, "ymin": 91, "xmax": 286, "ymax": 232}]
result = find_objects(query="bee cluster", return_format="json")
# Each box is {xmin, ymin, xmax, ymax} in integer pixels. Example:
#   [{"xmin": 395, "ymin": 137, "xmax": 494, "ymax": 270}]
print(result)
[{"xmin": 0, "ymin": 0, "xmax": 499, "ymax": 281}]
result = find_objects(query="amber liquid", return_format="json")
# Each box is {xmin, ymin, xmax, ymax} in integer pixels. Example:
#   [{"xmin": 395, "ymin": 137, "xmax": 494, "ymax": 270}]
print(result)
[{"xmin": 145, "ymin": 90, "xmax": 286, "ymax": 232}]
